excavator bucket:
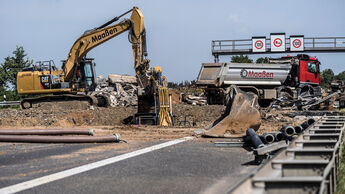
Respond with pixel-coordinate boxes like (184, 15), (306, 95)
(196, 85), (261, 137)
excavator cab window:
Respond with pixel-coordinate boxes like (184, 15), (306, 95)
(83, 63), (93, 86)
(79, 59), (96, 91)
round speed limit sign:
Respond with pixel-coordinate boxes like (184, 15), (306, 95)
(292, 39), (302, 48)
(254, 40), (264, 49)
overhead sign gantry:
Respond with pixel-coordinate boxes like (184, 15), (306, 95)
(212, 33), (345, 62)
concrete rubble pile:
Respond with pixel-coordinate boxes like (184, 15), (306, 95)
(271, 88), (339, 111)
(181, 93), (207, 106)
(92, 74), (138, 107)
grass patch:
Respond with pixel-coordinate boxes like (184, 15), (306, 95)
(337, 139), (345, 194)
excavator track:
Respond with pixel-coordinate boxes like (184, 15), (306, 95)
(20, 94), (110, 109)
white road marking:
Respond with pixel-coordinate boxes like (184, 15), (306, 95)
(0, 136), (194, 194)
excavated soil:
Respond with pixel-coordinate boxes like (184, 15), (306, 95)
(0, 101), (225, 141)
(0, 101), (309, 141)
(0, 102), (224, 128)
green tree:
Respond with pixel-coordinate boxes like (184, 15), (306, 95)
(0, 46), (33, 101)
(256, 57), (270, 64)
(321, 69), (335, 87)
(231, 55), (253, 63)
(335, 71), (345, 81)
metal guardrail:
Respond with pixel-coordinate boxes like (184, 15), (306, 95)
(212, 37), (345, 61)
(230, 115), (345, 194)
(0, 101), (21, 106)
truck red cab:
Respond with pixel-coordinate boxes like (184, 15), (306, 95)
(298, 55), (321, 85)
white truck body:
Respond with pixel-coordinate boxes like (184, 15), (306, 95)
(197, 63), (291, 87)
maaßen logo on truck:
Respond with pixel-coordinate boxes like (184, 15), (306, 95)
(240, 69), (274, 79)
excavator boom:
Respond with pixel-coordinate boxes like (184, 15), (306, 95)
(63, 7), (147, 83)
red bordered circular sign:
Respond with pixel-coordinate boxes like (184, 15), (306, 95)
(273, 38), (283, 47)
(254, 40), (264, 49)
(292, 39), (302, 48)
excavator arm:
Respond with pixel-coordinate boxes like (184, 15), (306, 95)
(63, 7), (149, 88)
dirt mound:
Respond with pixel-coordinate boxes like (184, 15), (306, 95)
(173, 104), (224, 127)
(34, 101), (90, 111)
(0, 101), (224, 128)
(170, 89), (181, 104)
(0, 101), (136, 127)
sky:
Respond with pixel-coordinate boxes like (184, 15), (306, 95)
(0, 0), (344, 82)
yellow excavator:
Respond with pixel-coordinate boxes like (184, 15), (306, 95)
(16, 7), (173, 126)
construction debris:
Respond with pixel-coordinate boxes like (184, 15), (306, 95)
(181, 94), (207, 106)
(268, 90), (340, 111)
(92, 74), (138, 107)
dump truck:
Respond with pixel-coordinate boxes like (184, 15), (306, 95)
(196, 54), (322, 106)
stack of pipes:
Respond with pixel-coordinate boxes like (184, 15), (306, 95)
(244, 118), (316, 148)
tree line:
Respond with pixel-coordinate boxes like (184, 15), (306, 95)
(0, 46), (32, 101)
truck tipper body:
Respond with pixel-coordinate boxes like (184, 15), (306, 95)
(196, 54), (321, 105)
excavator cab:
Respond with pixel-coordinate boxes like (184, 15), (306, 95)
(61, 58), (97, 92)
(78, 58), (97, 92)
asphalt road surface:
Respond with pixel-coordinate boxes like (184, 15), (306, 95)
(0, 138), (258, 193)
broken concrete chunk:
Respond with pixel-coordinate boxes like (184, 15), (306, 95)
(92, 74), (138, 107)
(108, 74), (137, 84)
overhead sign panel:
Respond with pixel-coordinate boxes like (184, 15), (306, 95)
(252, 36), (266, 52)
(290, 35), (304, 51)
(270, 33), (285, 52)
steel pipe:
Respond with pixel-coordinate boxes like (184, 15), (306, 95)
(294, 125), (303, 134)
(280, 125), (295, 138)
(0, 134), (121, 143)
(269, 132), (284, 142)
(246, 128), (265, 148)
(260, 133), (275, 144)
(0, 128), (94, 136)
(301, 118), (316, 130)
